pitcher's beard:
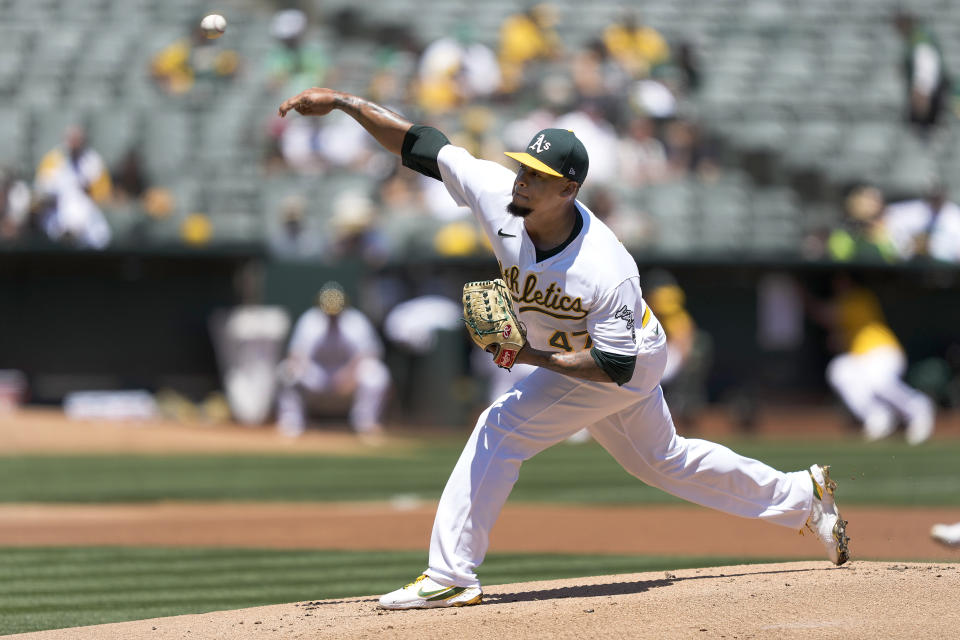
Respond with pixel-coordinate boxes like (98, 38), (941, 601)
(506, 201), (533, 218)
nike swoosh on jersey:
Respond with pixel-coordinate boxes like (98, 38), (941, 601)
(497, 228), (516, 238)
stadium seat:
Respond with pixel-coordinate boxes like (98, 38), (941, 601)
(0, 108), (28, 169)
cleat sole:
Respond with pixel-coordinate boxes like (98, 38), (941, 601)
(822, 465), (838, 494)
(454, 594), (482, 607)
(833, 517), (850, 565)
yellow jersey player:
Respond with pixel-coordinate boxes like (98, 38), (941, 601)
(819, 273), (935, 444)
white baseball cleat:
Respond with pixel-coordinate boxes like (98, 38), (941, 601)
(930, 522), (960, 547)
(804, 464), (850, 565)
(905, 397), (935, 445)
(378, 574), (482, 610)
(863, 408), (896, 442)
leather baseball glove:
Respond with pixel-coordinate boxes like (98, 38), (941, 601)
(462, 279), (526, 370)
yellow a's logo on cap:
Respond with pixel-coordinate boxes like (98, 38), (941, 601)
(529, 133), (551, 154)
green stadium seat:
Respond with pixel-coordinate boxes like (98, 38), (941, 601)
(0, 108), (29, 169)
(142, 110), (193, 184)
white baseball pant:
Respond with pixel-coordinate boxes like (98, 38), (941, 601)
(425, 324), (814, 588)
(826, 345), (930, 427)
(277, 357), (389, 433)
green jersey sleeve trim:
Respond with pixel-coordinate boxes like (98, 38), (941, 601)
(401, 125), (450, 181)
(590, 347), (637, 386)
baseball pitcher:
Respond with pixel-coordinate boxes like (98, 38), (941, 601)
(278, 88), (850, 610)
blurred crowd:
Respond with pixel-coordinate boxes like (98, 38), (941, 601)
(0, 4), (716, 255)
(259, 3), (716, 263)
(2, 4), (957, 268)
(806, 176), (960, 265)
(2, 3), (959, 448)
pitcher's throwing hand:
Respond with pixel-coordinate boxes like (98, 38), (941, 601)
(278, 87), (339, 118)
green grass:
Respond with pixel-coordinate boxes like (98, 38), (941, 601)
(0, 437), (958, 505)
(1, 437), (957, 634)
(0, 547), (788, 635)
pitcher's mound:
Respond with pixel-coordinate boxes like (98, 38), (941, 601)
(11, 561), (960, 640)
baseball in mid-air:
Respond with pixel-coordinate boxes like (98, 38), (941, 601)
(200, 14), (227, 39)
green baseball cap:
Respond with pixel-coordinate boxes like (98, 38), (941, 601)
(504, 128), (589, 184)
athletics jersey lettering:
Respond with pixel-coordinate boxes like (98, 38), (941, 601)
(439, 145), (643, 358)
(499, 266), (587, 321)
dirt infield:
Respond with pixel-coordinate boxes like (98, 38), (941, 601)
(9, 561), (960, 640)
(1, 502), (958, 561)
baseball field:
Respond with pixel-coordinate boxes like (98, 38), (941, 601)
(1, 408), (959, 639)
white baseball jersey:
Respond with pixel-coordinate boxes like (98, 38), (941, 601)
(287, 307), (383, 370)
(438, 145), (646, 377)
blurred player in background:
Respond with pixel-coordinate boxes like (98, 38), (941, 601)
(34, 125), (112, 249)
(809, 272), (935, 444)
(276, 282), (390, 438)
(931, 520), (960, 547)
(644, 270), (711, 430)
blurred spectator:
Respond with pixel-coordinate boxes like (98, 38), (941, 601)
(269, 195), (323, 259)
(265, 8), (328, 95)
(276, 282), (390, 438)
(0, 167), (32, 241)
(808, 272), (935, 444)
(644, 270), (712, 429)
(630, 78), (678, 119)
(150, 23), (240, 96)
(414, 37), (461, 115)
(111, 148), (149, 204)
(499, 73), (578, 154)
(328, 190), (390, 265)
(555, 99), (620, 185)
(570, 40), (629, 102)
(583, 186), (651, 248)
(883, 178), (960, 262)
(893, 12), (951, 134)
(602, 12), (670, 79)
(672, 41), (702, 95)
(663, 119), (720, 181)
(377, 162), (423, 217)
(277, 110), (376, 175)
(449, 107), (503, 161)
(498, 3), (562, 93)
(415, 26), (501, 115)
(827, 185), (898, 263)
(34, 125), (112, 249)
(110, 147), (176, 234)
(618, 116), (669, 186)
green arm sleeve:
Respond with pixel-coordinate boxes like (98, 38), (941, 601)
(401, 124), (450, 181)
(590, 347), (637, 386)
